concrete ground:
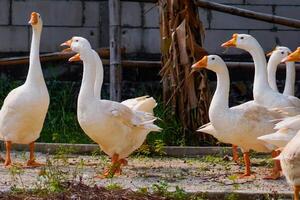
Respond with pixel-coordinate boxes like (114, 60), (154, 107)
(0, 151), (293, 199)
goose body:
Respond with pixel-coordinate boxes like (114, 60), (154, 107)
(192, 55), (281, 177)
(1, 12), (49, 167)
(62, 37), (160, 177)
(273, 48), (300, 200)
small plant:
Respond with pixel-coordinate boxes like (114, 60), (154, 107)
(169, 186), (189, 200)
(137, 187), (148, 195)
(9, 165), (25, 192)
(106, 183), (123, 190)
(152, 181), (169, 196)
(153, 139), (166, 156)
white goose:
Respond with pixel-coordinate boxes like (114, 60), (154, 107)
(222, 34), (300, 109)
(275, 47), (300, 200)
(267, 46), (295, 96)
(192, 55), (282, 178)
(257, 47), (297, 148)
(0, 12), (49, 167)
(61, 37), (161, 177)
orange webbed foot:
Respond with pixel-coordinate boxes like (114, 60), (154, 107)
(263, 171), (281, 180)
(26, 160), (45, 168)
(238, 172), (256, 179)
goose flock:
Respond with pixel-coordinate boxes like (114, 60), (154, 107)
(193, 34), (300, 199)
(0, 11), (300, 199)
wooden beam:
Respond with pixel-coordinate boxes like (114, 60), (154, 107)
(109, 0), (122, 101)
(196, 0), (300, 28)
(0, 48), (125, 66)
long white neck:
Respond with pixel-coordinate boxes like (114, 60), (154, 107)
(78, 50), (97, 106)
(283, 61), (295, 96)
(25, 27), (45, 85)
(209, 65), (230, 120)
(93, 50), (103, 100)
(248, 44), (272, 98)
(267, 55), (280, 92)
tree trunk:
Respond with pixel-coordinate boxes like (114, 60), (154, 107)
(158, 0), (212, 145)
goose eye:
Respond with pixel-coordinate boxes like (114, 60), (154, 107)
(281, 52), (284, 54)
(212, 57), (215, 60)
(75, 40), (79, 42)
(240, 37), (244, 39)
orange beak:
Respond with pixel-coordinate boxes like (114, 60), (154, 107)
(61, 39), (72, 47)
(28, 12), (38, 25)
(266, 51), (273, 57)
(191, 56), (208, 70)
(221, 34), (238, 47)
(61, 39), (73, 53)
(69, 53), (81, 62)
(282, 47), (300, 62)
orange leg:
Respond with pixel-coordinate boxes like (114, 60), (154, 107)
(102, 154), (120, 178)
(26, 142), (44, 167)
(294, 185), (300, 200)
(263, 150), (281, 180)
(239, 152), (252, 178)
(4, 141), (12, 167)
(232, 145), (239, 164)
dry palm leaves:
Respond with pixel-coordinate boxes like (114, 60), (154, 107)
(158, 0), (213, 144)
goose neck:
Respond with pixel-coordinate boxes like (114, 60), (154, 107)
(283, 61), (295, 96)
(209, 66), (230, 120)
(267, 55), (280, 92)
(93, 50), (103, 100)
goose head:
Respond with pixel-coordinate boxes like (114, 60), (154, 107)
(267, 46), (291, 63)
(192, 55), (226, 74)
(28, 12), (42, 30)
(282, 47), (300, 62)
(221, 33), (260, 52)
(61, 37), (92, 62)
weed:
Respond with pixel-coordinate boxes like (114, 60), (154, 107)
(106, 183), (123, 190)
(226, 193), (239, 200)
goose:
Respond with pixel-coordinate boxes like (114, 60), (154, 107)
(192, 55), (282, 178)
(0, 12), (49, 167)
(61, 37), (161, 177)
(276, 47), (300, 200)
(277, 132), (300, 200)
(267, 46), (295, 96)
(257, 47), (297, 148)
(222, 34), (300, 110)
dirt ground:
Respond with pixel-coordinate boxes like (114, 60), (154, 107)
(0, 151), (292, 199)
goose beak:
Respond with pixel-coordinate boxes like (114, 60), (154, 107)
(61, 39), (73, 53)
(282, 47), (300, 62)
(191, 56), (208, 70)
(266, 51), (273, 57)
(69, 53), (81, 62)
(61, 39), (72, 47)
(221, 34), (238, 47)
(28, 12), (38, 25)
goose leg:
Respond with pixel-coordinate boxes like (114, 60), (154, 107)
(4, 141), (12, 167)
(232, 145), (239, 164)
(294, 185), (300, 200)
(263, 150), (281, 180)
(26, 142), (44, 167)
(102, 154), (120, 178)
(239, 152), (252, 178)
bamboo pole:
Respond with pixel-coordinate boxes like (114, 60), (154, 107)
(109, 0), (122, 101)
(195, 0), (300, 28)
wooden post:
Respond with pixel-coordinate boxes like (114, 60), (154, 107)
(109, 0), (122, 101)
